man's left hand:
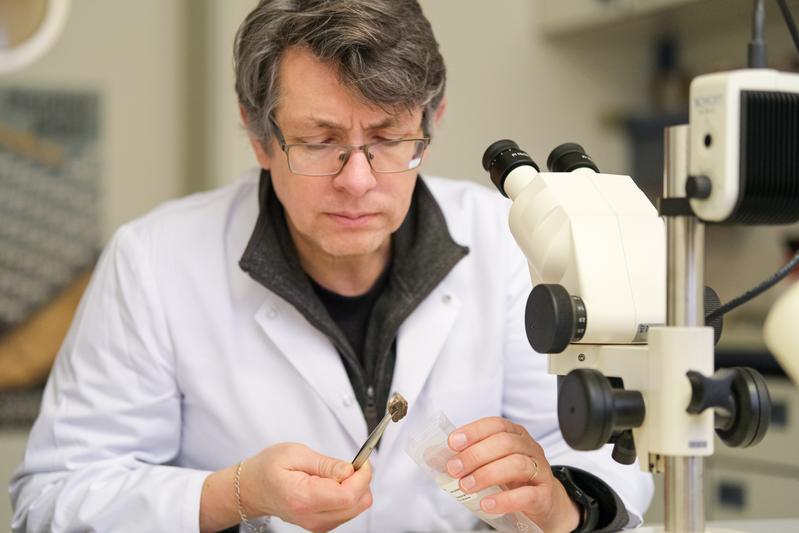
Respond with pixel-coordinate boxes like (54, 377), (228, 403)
(446, 416), (581, 533)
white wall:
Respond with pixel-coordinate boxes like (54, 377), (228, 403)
(187, 0), (257, 190)
(420, 0), (651, 182)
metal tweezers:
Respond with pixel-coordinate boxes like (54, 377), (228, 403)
(352, 392), (407, 469)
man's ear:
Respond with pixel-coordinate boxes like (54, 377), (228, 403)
(432, 98), (447, 130)
(240, 104), (271, 170)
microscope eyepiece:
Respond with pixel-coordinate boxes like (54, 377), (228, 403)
(547, 142), (599, 173)
(482, 139), (539, 198)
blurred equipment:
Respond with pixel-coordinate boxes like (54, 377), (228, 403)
(0, 0), (70, 74)
(687, 69), (799, 224)
(0, 88), (100, 398)
(0, 89), (100, 335)
(0, 269), (91, 392)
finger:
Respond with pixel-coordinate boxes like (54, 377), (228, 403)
(303, 459), (373, 513)
(458, 453), (545, 494)
(319, 490), (373, 518)
(302, 491), (373, 532)
(340, 460), (372, 494)
(292, 475), (359, 513)
(479, 484), (554, 519)
(446, 430), (540, 478)
(289, 460), (369, 514)
(448, 416), (525, 451)
(290, 445), (354, 482)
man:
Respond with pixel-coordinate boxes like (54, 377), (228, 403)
(10, 1), (653, 532)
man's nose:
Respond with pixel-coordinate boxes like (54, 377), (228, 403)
(332, 148), (377, 197)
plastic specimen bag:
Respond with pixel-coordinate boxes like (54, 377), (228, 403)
(406, 411), (543, 533)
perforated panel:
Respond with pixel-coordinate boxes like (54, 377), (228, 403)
(0, 89), (100, 331)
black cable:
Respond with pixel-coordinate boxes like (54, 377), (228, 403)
(749, 0), (768, 67)
(706, 250), (799, 322)
(776, 0), (799, 56)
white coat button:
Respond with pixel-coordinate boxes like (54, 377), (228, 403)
(266, 308), (278, 319)
(442, 294), (451, 304)
(342, 395), (356, 407)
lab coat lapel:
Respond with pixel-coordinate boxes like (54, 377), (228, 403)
(377, 284), (462, 464)
(254, 297), (368, 446)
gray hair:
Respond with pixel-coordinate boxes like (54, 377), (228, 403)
(234, 0), (446, 148)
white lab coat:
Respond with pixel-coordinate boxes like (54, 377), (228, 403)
(10, 170), (653, 532)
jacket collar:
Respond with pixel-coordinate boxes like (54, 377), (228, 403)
(240, 169), (468, 348)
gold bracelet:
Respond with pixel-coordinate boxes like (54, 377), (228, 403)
(234, 460), (271, 533)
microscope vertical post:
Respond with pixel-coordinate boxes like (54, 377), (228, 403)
(663, 125), (706, 532)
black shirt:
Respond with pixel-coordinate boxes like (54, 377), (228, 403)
(309, 266), (391, 368)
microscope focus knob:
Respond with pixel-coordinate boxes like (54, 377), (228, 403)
(687, 367), (771, 448)
(558, 369), (646, 451)
(718, 367), (771, 448)
(525, 284), (586, 354)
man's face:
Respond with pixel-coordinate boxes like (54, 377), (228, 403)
(250, 47), (426, 264)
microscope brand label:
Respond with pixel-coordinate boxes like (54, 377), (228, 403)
(633, 323), (662, 343)
(694, 94), (722, 109)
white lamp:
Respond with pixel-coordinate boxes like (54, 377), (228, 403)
(764, 282), (799, 384)
(0, 0), (70, 74)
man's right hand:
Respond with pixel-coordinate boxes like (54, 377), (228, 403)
(244, 442), (372, 531)
(200, 442), (372, 533)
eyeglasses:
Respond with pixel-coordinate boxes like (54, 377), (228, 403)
(271, 122), (430, 177)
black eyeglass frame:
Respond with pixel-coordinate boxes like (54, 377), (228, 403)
(268, 119), (431, 177)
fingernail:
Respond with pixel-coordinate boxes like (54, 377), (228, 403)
(450, 432), (467, 450)
(461, 475), (475, 491)
(482, 498), (496, 511)
(447, 458), (463, 475)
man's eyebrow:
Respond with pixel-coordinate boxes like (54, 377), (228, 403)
(298, 116), (405, 131)
(365, 117), (404, 130)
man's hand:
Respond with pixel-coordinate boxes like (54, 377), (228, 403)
(200, 442), (372, 533)
(446, 417), (580, 533)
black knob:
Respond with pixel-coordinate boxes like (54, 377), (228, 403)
(686, 175), (712, 199)
(525, 284), (586, 354)
(546, 143), (599, 173)
(611, 430), (638, 465)
(716, 367), (771, 448)
(558, 369), (645, 452)
(687, 369), (736, 416)
(686, 367), (771, 448)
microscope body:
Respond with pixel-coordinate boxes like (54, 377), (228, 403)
(499, 157), (715, 470)
(505, 165), (665, 345)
